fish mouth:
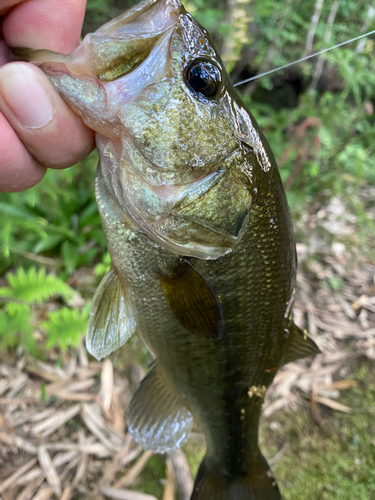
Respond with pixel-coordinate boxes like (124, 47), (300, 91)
(71, 0), (183, 83)
(15, 0), (183, 83)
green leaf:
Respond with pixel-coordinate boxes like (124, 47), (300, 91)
(94, 252), (111, 278)
(4, 267), (74, 304)
(33, 234), (66, 254)
(62, 240), (79, 273)
(0, 305), (34, 351)
(43, 307), (89, 351)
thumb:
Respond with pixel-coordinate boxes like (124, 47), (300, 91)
(0, 62), (55, 129)
(0, 62), (94, 169)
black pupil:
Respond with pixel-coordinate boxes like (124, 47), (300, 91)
(186, 62), (220, 98)
(190, 66), (211, 90)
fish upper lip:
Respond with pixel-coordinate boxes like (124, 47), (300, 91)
(97, 0), (182, 36)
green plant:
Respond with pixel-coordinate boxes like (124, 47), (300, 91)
(0, 267), (88, 353)
(94, 251), (112, 279)
(43, 306), (90, 352)
(0, 152), (106, 276)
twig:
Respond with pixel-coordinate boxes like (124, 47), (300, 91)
(315, 396), (352, 413)
(356, 6), (375, 53)
(170, 450), (193, 500)
(0, 431), (37, 454)
(31, 486), (54, 500)
(81, 403), (123, 452)
(14, 251), (58, 267)
(269, 442), (289, 467)
(100, 487), (157, 500)
(305, 0), (324, 53)
(37, 446), (62, 497)
(100, 435), (134, 486)
(310, 0), (340, 89)
(0, 458), (37, 493)
(163, 458), (176, 500)
(17, 479), (41, 500)
(99, 359), (114, 411)
(114, 450), (153, 488)
(32, 404), (81, 437)
(60, 486), (73, 500)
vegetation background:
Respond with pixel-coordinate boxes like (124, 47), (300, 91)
(0, 0), (375, 499)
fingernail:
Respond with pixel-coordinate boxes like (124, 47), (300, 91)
(0, 63), (54, 129)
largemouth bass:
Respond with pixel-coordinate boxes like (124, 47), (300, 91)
(16, 0), (320, 498)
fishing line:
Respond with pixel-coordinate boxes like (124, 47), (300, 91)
(233, 29), (375, 87)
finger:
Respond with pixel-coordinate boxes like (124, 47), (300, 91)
(0, 39), (8, 65)
(0, 1), (20, 16)
(0, 21), (10, 66)
(0, 62), (95, 169)
(3, 0), (86, 53)
(0, 111), (46, 192)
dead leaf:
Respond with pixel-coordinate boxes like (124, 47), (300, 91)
(37, 446), (62, 496)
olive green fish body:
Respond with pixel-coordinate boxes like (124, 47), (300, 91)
(95, 139), (294, 496)
(17, 1), (320, 497)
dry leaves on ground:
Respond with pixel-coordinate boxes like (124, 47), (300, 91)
(0, 345), (191, 500)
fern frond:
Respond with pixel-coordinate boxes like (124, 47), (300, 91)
(2, 267), (74, 304)
(43, 307), (89, 351)
(0, 306), (33, 350)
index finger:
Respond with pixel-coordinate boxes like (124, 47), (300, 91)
(2, 0), (86, 53)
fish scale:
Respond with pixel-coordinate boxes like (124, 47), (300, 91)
(96, 156), (292, 487)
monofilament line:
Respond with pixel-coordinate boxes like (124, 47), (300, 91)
(234, 29), (375, 87)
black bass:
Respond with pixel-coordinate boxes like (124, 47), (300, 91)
(16, 0), (320, 498)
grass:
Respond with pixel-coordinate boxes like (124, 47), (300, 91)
(134, 455), (167, 497)
(261, 361), (375, 500)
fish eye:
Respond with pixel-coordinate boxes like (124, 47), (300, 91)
(185, 61), (221, 98)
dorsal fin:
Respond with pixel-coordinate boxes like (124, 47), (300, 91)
(281, 321), (320, 366)
(86, 267), (136, 360)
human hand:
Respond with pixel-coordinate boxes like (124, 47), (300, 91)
(0, 0), (95, 192)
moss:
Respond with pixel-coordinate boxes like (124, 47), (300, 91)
(132, 454), (166, 497)
(184, 438), (206, 478)
(260, 362), (375, 499)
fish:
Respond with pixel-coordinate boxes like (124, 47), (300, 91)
(15, 0), (320, 498)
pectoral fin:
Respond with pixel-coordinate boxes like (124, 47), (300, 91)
(281, 321), (320, 366)
(127, 365), (194, 454)
(158, 259), (224, 339)
(86, 267), (136, 360)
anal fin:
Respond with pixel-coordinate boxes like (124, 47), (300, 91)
(281, 321), (320, 366)
(86, 267), (136, 360)
(127, 365), (193, 454)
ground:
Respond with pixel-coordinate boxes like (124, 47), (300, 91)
(0, 193), (374, 500)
